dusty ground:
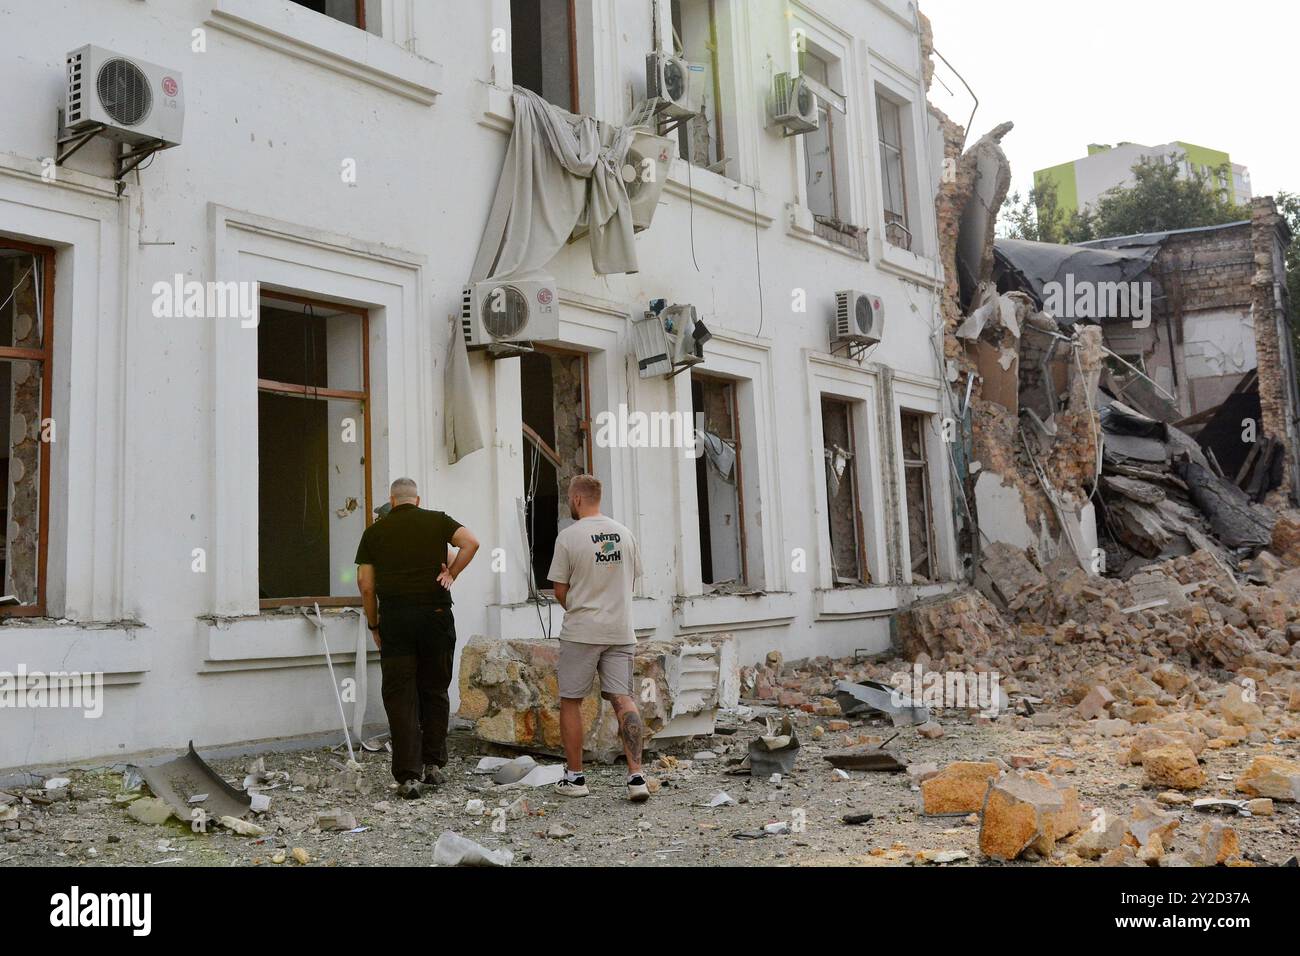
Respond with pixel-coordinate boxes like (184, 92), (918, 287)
(3, 700), (1297, 868)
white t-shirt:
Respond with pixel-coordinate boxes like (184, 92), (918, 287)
(547, 515), (642, 645)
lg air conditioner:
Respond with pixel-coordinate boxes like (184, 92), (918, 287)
(833, 291), (885, 347)
(65, 44), (184, 147)
(770, 72), (819, 136)
(462, 278), (560, 348)
(646, 52), (697, 118)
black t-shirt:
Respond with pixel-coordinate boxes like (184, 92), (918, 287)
(354, 505), (463, 604)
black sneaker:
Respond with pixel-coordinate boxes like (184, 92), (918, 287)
(422, 766), (447, 787)
(397, 780), (424, 800)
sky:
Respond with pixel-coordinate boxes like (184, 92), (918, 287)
(920, 0), (1296, 203)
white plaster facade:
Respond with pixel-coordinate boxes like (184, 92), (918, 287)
(0, 0), (959, 769)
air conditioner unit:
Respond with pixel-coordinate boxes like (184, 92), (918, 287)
(623, 130), (674, 231)
(665, 304), (709, 367)
(461, 278), (560, 348)
(770, 72), (819, 136)
(646, 52), (697, 118)
(833, 291), (885, 347)
(65, 44), (184, 147)
(632, 313), (674, 379)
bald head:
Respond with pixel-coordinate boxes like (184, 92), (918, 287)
(390, 477), (419, 506)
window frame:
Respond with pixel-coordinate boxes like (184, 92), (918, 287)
(291, 0), (367, 30)
(691, 371), (748, 587)
(672, 0), (731, 171)
(899, 410), (935, 583)
(0, 238), (54, 619)
(876, 92), (912, 251)
(509, 0), (581, 114)
(521, 343), (592, 598)
(800, 47), (846, 224)
(256, 288), (373, 610)
(820, 396), (867, 586)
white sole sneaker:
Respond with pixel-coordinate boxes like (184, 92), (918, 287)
(553, 779), (590, 798)
(627, 779), (650, 803)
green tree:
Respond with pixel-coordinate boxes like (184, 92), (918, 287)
(999, 177), (1094, 244)
(1088, 153), (1249, 237)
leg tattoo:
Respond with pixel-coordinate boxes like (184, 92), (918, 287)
(618, 707), (644, 761)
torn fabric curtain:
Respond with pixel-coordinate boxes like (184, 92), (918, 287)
(470, 86), (638, 282)
(701, 431), (736, 481)
(445, 319), (484, 464)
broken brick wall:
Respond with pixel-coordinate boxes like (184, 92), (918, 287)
(1249, 198), (1296, 501)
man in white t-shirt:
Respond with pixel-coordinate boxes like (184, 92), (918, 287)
(546, 474), (648, 802)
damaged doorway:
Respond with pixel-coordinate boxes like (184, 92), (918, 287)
(521, 347), (591, 592)
(257, 292), (371, 606)
(821, 397), (867, 585)
(692, 373), (746, 588)
(900, 410), (935, 583)
(0, 241), (53, 616)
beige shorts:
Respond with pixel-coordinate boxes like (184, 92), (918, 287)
(558, 641), (635, 699)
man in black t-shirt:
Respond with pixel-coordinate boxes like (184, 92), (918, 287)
(356, 477), (479, 798)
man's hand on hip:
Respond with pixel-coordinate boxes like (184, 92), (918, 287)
(437, 563), (455, 590)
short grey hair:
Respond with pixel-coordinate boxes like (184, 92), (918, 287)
(390, 477), (419, 502)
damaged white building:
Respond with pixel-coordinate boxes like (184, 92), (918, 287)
(0, 0), (961, 768)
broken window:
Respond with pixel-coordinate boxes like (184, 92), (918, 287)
(692, 374), (746, 587)
(900, 411), (935, 583)
(821, 397), (866, 585)
(801, 49), (847, 223)
(877, 93), (912, 250)
(0, 242), (52, 615)
(511, 0), (578, 112)
(522, 347), (591, 592)
(257, 292), (370, 605)
(672, 0), (731, 174)
(290, 0), (365, 29)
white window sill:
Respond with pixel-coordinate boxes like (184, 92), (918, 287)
(786, 203), (870, 261)
(0, 622), (149, 685)
(207, 0), (442, 105)
(202, 609), (371, 669)
(664, 159), (775, 228)
(674, 591), (795, 631)
(876, 236), (941, 285)
(487, 597), (659, 641)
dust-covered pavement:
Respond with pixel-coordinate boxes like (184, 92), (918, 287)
(3, 687), (1297, 868)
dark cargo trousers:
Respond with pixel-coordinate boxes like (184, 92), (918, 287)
(377, 600), (456, 783)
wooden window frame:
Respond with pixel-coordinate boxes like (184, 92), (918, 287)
(821, 397), (867, 586)
(692, 372), (748, 587)
(673, 0), (728, 169)
(900, 410), (935, 582)
(0, 239), (55, 619)
(257, 289), (372, 610)
(876, 92), (912, 251)
(801, 48), (844, 223)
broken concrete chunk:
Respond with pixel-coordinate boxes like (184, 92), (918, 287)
(979, 772), (1080, 861)
(1076, 684), (1115, 721)
(126, 797), (176, 826)
(1141, 744), (1206, 792)
(432, 831), (513, 867)
(317, 809), (358, 831)
(1235, 756), (1300, 802)
(921, 761), (1000, 815)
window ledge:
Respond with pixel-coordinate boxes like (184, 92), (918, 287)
(206, 0), (443, 105)
(674, 591), (795, 631)
(664, 160), (776, 228)
(787, 203), (870, 261)
(201, 609), (372, 669)
(487, 597), (659, 641)
(876, 237), (941, 286)
(0, 622), (149, 685)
